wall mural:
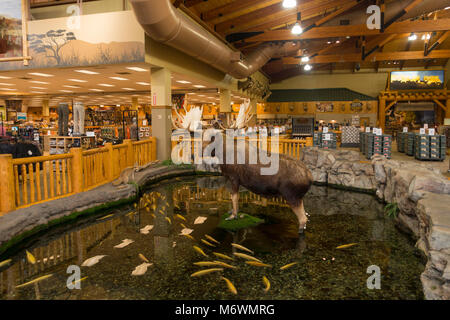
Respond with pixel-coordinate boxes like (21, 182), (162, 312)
(0, 10), (145, 71)
(0, 0), (22, 58)
(389, 70), (444, 90)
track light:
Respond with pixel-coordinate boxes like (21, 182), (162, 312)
(282, 0), (297, 9)
(408, 33), (417, 41)
(301, 56), (309, 63)
(304, 64), (312, 71)
(291, 12), (302, 35)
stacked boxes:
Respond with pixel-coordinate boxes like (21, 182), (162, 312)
(321, 132), (337, 149)
(397, 132), (405, 153)
(382, 135), (392, 159)
(429, 135), (446, 161)
(414, 134), (429, 160)
(405, 133), (415, 156)
(360, 132), (392, 159)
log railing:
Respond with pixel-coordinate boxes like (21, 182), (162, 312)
(0, 138), (156, 214)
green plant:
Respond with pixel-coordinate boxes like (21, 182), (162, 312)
(384, 202), (399, 218)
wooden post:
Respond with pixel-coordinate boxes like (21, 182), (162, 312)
(70, 148), (83, 193)
(104, 143), (114, 181)
(124, 139), (134, 167)
(378, 97), (386, 130)
(151, 137), (157, 161)
(446, 98), (450, 120)
(0, 154), (16, 214)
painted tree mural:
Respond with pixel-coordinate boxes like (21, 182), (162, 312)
(28, 30), (76, 64)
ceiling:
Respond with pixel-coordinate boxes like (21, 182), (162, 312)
(0, 62), (248, 107)
(179, 0), (450, 82)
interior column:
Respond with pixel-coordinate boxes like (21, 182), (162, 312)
(446, 98), (450, 121)
(151, 67), (172, 160)
(42, 99), (49, 121)
(219, 88), (231, 127)
(378, 97), (386, 130)
(249, 98), (257, 127)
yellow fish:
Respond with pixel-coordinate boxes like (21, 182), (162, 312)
(165, 217), (172, 224)
(263, 276), (270, 293)
(233, 252), (262, 263)
(201, 239), (216, 247)
(231, 243), (254, 254)
(180, 223), (187, 229)
(0, 259), (12, 268)
(221, 276), (237, 295)
(175, 214), (187, 222)
(193, 246), (208, 257)
(26, 250), (36, 265)
(213, 252), (234, 261)
(280, 262), (298, 270)
(246, 261), (272, 268)
(190, 268), (223, 277)
(139, 253), (149, 263)
(205, 235), (220, 245)
(151, 213), (156, 218)
(193, 261), (222, 267)
(159, 209), (165, 215)
(336, 243), (358, 249)
(16, 274), (52, 288)
(182, 234), (195, 241)
(151, 204), (157, 211)
(213, 261), (238, 269)
(96, 214), (114, 221)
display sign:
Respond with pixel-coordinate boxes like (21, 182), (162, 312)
(403, 127), (408, 133)
(324, 133), (331, 141)
(0, 0), (27, 64)
(323, 127), (329, 133)
(419, 128), (426, 135)
(428, 128), (435, 136)
(365, 127), (371, 133)
(390, 70), (444, 90)
(17, 112), (26, 120)
(423, 124), (428, 129)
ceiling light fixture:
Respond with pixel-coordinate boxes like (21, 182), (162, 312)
(68, 79), (88, 83)
(98, 83), (115, 87)
(89, 89), (104, 92)
(176, 80), (191, 84)
(193, 85), (206, 88)
(110, 77), (128, 81)
(304, 64), (312, 71)
(408, 33), (417, 41)
(0, 82), (14, 86)
(291, 12), (302, 35)
(0, 76), (12, 79)
(29, 80), (49, 84)
(122, 88), (135, 91)
(63, 85), (80, 88)
(282, 0), (296, 9)
(301, 56), (309, 63)
(28, 72), (54, 77)
(75, 70), (99, 75)
(136, 82), (150, 86)
(126, 67), (149, 72)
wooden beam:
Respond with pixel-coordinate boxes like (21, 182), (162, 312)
(434, 99), (447, 112)
(202, 0), (279, 22)
(184, 0), (207, 7)
(383, 0), (424, 30)
(283, 50), (450, 64)
(385, 100), (397, 112)
(246, 18), (450, 42)
(425, 31), (450, 56)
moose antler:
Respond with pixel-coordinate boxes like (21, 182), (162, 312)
(172, 98), (204, 132)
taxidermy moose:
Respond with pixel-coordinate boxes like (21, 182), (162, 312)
(173, 99), (313, 233)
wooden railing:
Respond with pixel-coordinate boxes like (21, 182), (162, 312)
(172, 136), (313, 161)
(0, 138), (156, 214)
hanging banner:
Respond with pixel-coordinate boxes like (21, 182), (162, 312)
(0, 0), (30, 65)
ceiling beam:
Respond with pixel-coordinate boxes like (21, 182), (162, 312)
(283, 49), (450, 64)
(425, 31), (450, 56)
(246, 18), (450, 42)
(183, 0), (208, 8)
(202, 0), (279, 23)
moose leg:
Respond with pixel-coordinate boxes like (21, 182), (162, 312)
(291, 200), (308, 233)
(226, 180), (240, 220)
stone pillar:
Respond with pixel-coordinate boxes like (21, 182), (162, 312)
(42, 99), (49, 120)
(248, 98), (257, 127)
(151, 67), (172, 160)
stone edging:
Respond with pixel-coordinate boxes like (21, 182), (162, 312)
(299, 147), (450, 300)
(0, 164), (216, 257)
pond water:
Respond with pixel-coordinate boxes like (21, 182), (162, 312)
(0, 176), (425, 300)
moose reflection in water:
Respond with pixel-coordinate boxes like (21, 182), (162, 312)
(0, 176), (425, 300)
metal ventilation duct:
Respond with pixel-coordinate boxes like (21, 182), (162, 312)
(129, 0), (300, 79)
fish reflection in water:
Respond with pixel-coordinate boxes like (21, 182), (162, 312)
(0, 177), (425, 300)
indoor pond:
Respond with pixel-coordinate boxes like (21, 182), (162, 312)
(0, 176), (425, 300)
